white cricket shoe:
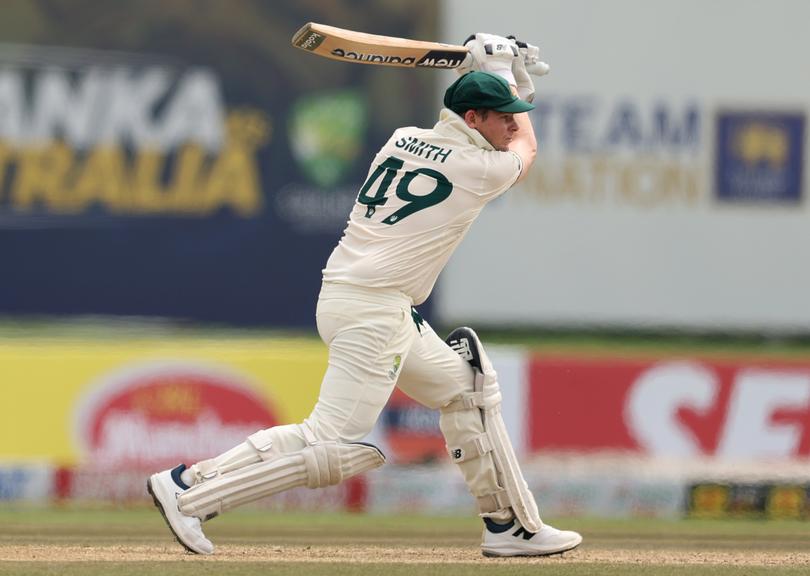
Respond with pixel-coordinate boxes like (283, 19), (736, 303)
(147, 464), (214, 555)
(481, 517), (582, 557)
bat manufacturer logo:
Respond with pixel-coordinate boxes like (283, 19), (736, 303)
(416, 50), (466, 69)
(330, 48), (415, 65)
(295, 31), (326, 51)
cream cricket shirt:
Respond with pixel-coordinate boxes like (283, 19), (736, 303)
(322, 108), (523, 305)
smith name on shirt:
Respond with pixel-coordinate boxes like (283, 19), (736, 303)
(394, 136), (453, 163)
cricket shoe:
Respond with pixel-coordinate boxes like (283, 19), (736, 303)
(147, 464), (214, 555)
(481, 517), (582, 557)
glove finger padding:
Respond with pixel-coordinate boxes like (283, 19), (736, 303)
(526, 61), (550, 76)
(512, 62), (534, 103)
(508, 36), (551, 78)
(460, 32), (518, 86)
(508, 42), (535, 102)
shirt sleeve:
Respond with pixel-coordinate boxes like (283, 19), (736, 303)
(471, 149), (523, 200)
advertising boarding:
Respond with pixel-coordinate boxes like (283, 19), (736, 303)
(0, 1), (439, 326)
(440, 0), (810, 333)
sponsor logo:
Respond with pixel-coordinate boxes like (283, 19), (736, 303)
(274, 182), (356, 233)
(387, 354), (402, 380)
(526, 96), (702, 208)
(687, 482), (810, 519)
(416, 50), (466, 69)
(380, 389), (444, 464)
(73, 360), (278, 467)
(276, 89), (367, 231)
(449, 337), (473, 362)
(529, 357), (810, 459)
(330, 48), (415, 66)
(288, 90), (367, 188)
(0, 45), (268, 222)
(295, 31), (325, 51)
(715, 110), (805, 203)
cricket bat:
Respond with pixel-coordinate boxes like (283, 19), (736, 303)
(291, 22), (469, 69)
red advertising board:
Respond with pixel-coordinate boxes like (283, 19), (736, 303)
(528, 356), (810, 459)
(75, 361), (279, 468)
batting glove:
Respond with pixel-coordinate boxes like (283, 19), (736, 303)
(508, 36), (550, 77)
(507, 39), (535, 102)
(456, 33), (519, 87)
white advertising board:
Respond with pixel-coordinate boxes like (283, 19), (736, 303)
(438, 0), (809, 332)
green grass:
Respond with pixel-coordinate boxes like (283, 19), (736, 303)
(3, 316), (810, 360)
(0, 507), (808, 575)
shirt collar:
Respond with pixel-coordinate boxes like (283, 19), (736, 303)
(435, 108), (495, 151)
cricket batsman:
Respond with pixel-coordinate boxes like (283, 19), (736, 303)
(148, 33), (583, 557)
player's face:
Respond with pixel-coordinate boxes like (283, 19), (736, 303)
(469, 110), (520, 152)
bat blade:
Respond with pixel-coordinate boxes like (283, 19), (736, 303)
(292, 22), (468, 69)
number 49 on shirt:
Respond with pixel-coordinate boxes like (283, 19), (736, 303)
(357, 155), (452, 224)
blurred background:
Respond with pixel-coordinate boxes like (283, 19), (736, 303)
(1, 0), (808, 521)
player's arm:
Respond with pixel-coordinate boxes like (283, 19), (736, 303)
(508, 85), (537, 185)
(506, 36), (545, 184)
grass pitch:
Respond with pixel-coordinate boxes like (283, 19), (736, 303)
(0, 507), (808, 575)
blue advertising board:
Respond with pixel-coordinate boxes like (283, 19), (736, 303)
(715, 110), (805, 204)
(0, 2), (438, 326)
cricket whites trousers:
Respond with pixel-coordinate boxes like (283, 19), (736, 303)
(189, 281), (508, 518)
(286, 281), (505, 512)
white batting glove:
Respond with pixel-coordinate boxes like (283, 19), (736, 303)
(457, 33), (518, 87)
(509, 36), (551, 77)
(508, 39), (535, 102)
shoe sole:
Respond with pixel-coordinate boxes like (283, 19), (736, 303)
(146, 477), (200, 555)
(482, 541), (582, 558)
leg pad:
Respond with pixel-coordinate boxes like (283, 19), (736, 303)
(178, 441), (384, 519)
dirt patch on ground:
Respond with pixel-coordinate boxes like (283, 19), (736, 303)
(2, 545), (808, 566)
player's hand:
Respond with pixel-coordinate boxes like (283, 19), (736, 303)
(457, 33), (518, 87)
(508, 40), (535, 102)
(508, 37), (550, 77)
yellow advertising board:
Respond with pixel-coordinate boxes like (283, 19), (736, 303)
(0, 337), (327, 467)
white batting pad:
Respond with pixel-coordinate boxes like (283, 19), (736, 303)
(443, 326), (543, 532)
(484, 404), (543, 532)
(177, 442), (384, 520)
